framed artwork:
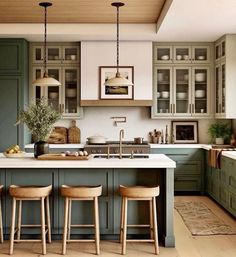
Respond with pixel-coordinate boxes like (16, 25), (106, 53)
(172, 121), (198, 144)
(99, 66), (134, 99)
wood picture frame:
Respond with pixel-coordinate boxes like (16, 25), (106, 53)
(99, 66), (134, 99)
(172, 121), (198, 144)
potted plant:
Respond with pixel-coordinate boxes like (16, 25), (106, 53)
(208, 121), (232, 145)
(16, 98), (60, 157)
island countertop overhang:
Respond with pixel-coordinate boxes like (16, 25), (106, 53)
(0, 153), (176, 169)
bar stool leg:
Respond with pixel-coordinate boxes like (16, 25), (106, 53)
(17, 200), (22, 241)
(9, 198), (16, 255)
(121, 197), (128, 255)
(149, 200), (154, 240)
(0, 199), (3, 243)
(41, 197), (46, 255)
(119, 197), (125, 244)
(94, 196), (100, 255)
(46, 196), (51, 243)
(62, 197), (69, 255)
(152, 197), (159, 255)
(67, 199), (72, 241)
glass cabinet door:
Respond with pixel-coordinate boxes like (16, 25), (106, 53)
(221, 63), (225, 114)
(47, 46), (62, 63)
(154, 67), (172, 116)
(215, 65), (221, 114)
(192, 46), (210, 63)
(192, 67), (209, 115)
(32, 68), (44, 100)
(63, 46), (79, 63)
(63, 67), (78, 116)
(32, 46), (44, 64)
(154, 46), (173, 63)
(174, 46), (191, 63)
(46, 68), (61, 112)
(174, 68), (191, 115)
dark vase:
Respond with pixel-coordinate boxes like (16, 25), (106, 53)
(34, 141), (49, 158)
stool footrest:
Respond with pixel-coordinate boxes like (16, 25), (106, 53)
(126, 224), (151, 228)
(70, 224), (95, 228)
(126, 239), (155, 243)
(66, 239), (95, 243)
(14, 239), (42, 243)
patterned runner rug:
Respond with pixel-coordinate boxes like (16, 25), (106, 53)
(175, 201), (236, 235)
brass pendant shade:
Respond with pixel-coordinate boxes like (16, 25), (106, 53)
(33, 2), (61, 87)
(105, 2), (133, 87)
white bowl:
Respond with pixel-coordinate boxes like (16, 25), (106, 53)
(195, 90), (206, 98)
(49, 92), (58, 99)
(161, 55), (169, 60)
(197, 56), (205, 60)
(66, 88), (77, 98)
(157, 92), (161, 98)
(176, 55), (182, 60)
(184, 74), (189, 81)
(183, 55), (189, 60)
(195, 73), (206, 82)
(176, 92), (187, 99)
(161, 91), (169, 98)
(70, 55), (76, 60)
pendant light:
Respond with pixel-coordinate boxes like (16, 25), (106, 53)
(105, 2), (133, 87)
(32, 2), (61, 86)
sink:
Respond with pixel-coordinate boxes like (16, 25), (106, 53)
(93, 154), (149, 159)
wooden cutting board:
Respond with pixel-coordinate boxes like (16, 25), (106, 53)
(37, 153), (91, 160)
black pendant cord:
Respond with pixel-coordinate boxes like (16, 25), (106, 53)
(116, 5), (120, 75)
(43, 5), (47, 76)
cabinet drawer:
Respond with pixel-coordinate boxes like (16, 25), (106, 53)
(175, 161), (201, 175)
(174, 175), (201, 191)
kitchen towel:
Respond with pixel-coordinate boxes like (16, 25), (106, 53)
(208, 148), (223, 169)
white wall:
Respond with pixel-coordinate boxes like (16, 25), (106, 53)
(55, 107), (215, 144)
(81, 41), (152, 100)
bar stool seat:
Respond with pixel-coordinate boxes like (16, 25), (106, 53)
(0, 185), (3, 243)
(119, 185), (160, 255)
(61, 185), (102, 255)
(9, 185), (52, 255)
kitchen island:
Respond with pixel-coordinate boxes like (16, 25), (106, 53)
(0, 153), (176, 247)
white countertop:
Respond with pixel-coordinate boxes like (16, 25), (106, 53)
(0, 153), (176, 169)
(150, 144), (212, 149)
(222, 151), (236, 160)
(25, 144), (85, 149)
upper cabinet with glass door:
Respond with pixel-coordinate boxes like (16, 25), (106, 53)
(154, 43), (211, 64)
(32, 43), (80, 64)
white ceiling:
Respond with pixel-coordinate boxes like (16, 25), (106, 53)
(157, 0), (236, 42)
(0, 0), (236, 42)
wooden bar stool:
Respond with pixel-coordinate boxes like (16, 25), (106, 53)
(9, 185), (52, 255)
(119, 185), (160, 255)
(0, 185), (3, 243)
(60, 185), (102, 255)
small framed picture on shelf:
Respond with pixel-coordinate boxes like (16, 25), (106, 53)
(99, 66), (134, 99)
(172, 121), (198, 144)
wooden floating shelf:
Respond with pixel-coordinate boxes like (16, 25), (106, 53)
(80, 100), (153, 107)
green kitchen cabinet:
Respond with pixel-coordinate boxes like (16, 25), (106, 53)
(206, 154), (236, 218)
(151, 148), (204, 193)
(0, 39), (29, 151)
(5, 168), (59, 235)
(58, 168), (113, 235)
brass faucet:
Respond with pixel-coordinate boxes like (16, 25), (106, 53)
(119, 129), (124, 159)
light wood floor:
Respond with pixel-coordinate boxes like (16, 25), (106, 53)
(0, 196), (235, 257)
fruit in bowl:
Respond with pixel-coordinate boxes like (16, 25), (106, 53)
(3, 145), (25, 158)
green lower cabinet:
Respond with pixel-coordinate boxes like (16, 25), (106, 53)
(58, 169), (113, 235)
(5, 169), (59, 235)
(151, 148), (204, 193)
(229, 192), (236, 216)
(219, 183), (229, 209)
(210, 167), (220, 201)
(113, 168), (164, 237)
